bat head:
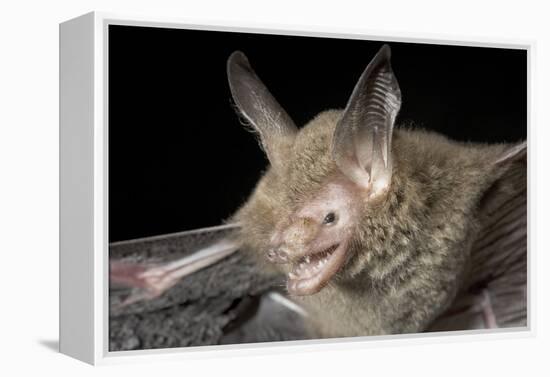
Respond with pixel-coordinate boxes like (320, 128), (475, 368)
(227, 45), (401, 295)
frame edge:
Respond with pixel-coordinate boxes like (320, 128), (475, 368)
(59, 11), (96, 365)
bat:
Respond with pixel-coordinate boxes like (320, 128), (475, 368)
(110, 45), (526, 341)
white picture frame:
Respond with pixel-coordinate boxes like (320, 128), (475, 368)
(59, 11), (532, 365)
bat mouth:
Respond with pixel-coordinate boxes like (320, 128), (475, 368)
(286, 242), (348, 296)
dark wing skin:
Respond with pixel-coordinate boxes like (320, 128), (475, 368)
(428, 152), (527, 331)
(108, 224), (309, 350)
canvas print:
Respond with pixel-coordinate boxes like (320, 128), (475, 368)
(108, 25), (527, 351)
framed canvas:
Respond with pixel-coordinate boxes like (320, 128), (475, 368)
(59, 11), (530, 365)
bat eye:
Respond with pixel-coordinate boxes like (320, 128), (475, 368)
(323, 212), (337, 225)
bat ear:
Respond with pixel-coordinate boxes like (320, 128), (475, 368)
(227, 51), (297, 171)
(331, 45), (401, 197)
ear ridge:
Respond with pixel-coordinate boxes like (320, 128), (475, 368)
(227, 51), (297, 170)
(332, 44), (401, 196)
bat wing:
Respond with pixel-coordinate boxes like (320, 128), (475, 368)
(109, 223), (241, 306)
(109, 223), (310, 350)
(428, 149), (527, 331)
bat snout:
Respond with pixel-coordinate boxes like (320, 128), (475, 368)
(266, 247), (290, 263)
(268, 217), (319, 264)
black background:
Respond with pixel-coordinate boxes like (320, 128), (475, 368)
(109, 25), (527, 242)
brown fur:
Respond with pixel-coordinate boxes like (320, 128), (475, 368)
(232, 110), (522, 337)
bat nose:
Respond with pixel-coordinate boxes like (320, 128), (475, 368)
(266, 248), (289, 263)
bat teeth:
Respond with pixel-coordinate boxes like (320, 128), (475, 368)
(291, 246), (337, 281)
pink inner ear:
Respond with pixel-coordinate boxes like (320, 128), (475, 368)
(331, 45), (400, 198)
(333, 159), (391, 199)
(368, 163), (393, 198)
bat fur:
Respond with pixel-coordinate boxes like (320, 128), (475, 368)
(110, 45), (527, 341)
(228, 46), (526, 337)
